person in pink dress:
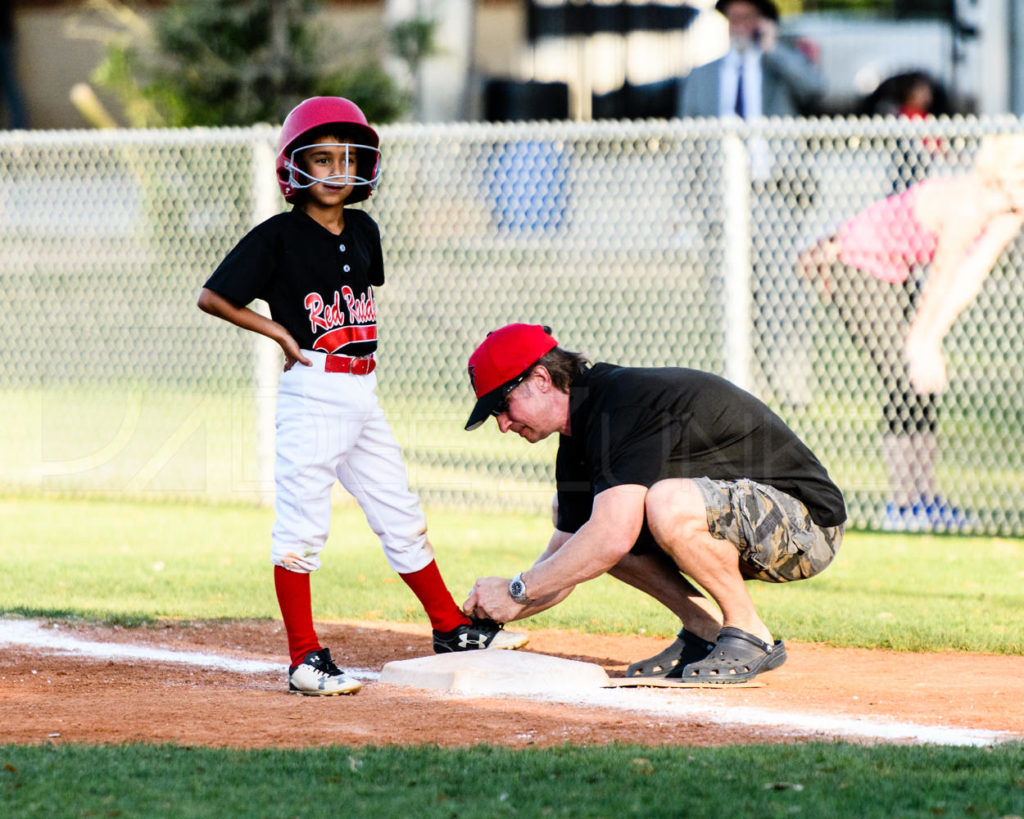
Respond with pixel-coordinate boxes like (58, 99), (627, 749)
(798, 134), (1024, 531)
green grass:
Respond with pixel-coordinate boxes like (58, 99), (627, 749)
(1, 742), (1022, 818)
(0, 385), (264, 501)
(3, 493), (1023, 816)
(2, 496), (1023, 653)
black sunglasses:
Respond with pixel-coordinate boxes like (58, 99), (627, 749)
(490, 372), (528, 417)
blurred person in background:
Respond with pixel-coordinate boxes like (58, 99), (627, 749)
(859, 71), (952, 193)
(0, 0), (28, 129)
(858, 70), (950, 121)
(797, 134), (1024, 531)
(678, 0), (824, 120)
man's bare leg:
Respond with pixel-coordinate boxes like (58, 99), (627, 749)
(609, 549), (723, 676)
(644, 478), (773, 644)
(607, 549), (721, 642)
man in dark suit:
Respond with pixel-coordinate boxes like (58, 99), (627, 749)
(679, 0), (823, 119)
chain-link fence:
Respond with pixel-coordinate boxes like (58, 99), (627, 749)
(2, 117), (1022, 534)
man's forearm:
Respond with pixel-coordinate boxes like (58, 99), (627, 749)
(512, 586), (574, 620)
(521, 485), (647, 601)
(521, 519), (633, 601)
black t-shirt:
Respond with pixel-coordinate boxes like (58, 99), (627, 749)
(556, 364), (847, 531)
(204, 207), (383, 357)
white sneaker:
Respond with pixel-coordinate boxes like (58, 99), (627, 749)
(288, 648), (361, 695)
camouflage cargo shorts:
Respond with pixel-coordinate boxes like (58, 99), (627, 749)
(693, 477), (843, 583)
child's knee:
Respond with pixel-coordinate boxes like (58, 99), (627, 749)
(271, 544), (322, 573)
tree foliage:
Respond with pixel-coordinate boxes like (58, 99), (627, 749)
(91, 0), (408, 127)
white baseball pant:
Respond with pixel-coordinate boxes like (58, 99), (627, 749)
(270, 350), (433, 575)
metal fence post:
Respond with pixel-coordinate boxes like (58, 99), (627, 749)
(721, 130), (752, 393)
(251, 134), (280, 507)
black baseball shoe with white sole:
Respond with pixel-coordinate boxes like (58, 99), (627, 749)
(432, 618), (528, 653)
(288, 648), (361, 695)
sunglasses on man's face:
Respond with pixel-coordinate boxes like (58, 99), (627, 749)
(490, 373), (528, 417)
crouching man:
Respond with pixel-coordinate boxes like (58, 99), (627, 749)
(462, 324), (845, 683)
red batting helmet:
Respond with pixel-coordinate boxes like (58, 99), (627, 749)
(276, 97), (381, 203)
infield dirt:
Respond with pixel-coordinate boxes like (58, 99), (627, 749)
(2, 618), (1021, 748)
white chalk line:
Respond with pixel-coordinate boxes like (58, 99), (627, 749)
(530, 688), (1018, 747)
(0, 620), (379, 681)
(0, 619), (1016, 747)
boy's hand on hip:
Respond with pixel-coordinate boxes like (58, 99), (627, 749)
(280, 336), (311, 371)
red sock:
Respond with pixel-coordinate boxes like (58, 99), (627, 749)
(399, 560), (471, 632)
(273, 565), (322, 666)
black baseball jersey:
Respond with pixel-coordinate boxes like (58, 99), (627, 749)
(555, 363), (847, 531)
(204, 207), (383, 357)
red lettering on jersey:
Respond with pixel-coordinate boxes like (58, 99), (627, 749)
(305, 288), (376, 332)
(342, 286), (376, 324)
(304, 293), (328, 331)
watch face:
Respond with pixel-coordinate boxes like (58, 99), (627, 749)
(510, 579), (525, 598)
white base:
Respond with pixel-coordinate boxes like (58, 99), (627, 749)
(379, 650), (610, 695)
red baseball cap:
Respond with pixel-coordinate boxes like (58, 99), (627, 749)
(465, 324), (558, 431)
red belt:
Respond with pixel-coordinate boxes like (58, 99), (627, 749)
(324, 354), (376, 375)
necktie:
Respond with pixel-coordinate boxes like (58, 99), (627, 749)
(735, 63), (745, 118)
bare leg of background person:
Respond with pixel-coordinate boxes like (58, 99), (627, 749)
(883, 431), (937, 509)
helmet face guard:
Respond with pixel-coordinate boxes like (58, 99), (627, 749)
(276, 97), (381, 203)
(281, 141), (381, 196)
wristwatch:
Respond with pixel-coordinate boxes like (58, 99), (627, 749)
(508, 572), (531, 605)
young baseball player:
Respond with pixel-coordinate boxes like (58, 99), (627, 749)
(197, 97), (525, 696)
